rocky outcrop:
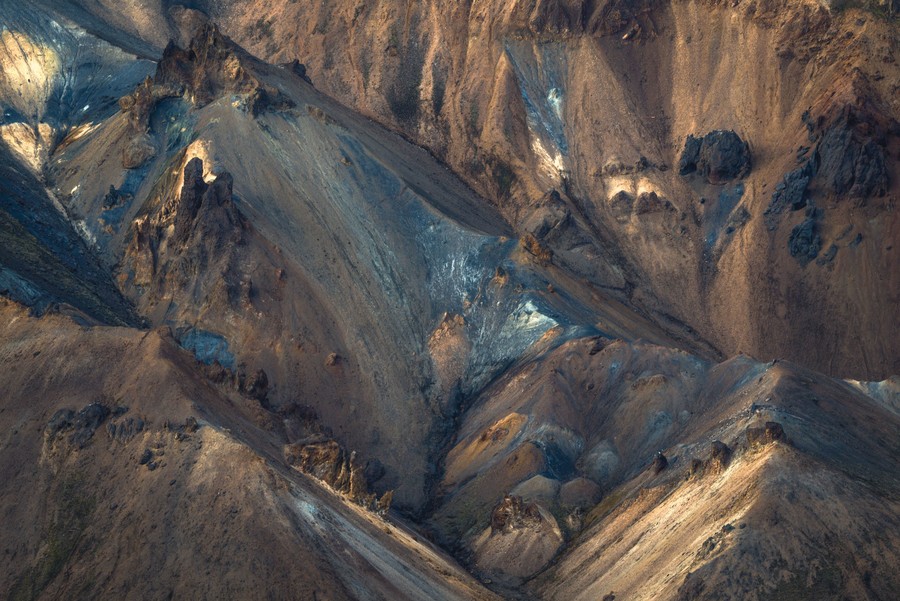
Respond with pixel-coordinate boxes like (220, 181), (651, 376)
(284, 439), (392, 514)
(788, 216), (822, 265)
(813, 106), (890, 198)
(46, 402), (111, 448)
(678, 130), (751, 184)
(746, 421), (787, 446)
(118, 24), (294, 168)
(766, 161), (816, 222)
(490, 494), (543, 531)
(651, 451), (668, 474)
(172, 157), (208, 245)
(473, 494), (564, 584)
(708, 440), (731, 470)
(136, 157), (242, 263)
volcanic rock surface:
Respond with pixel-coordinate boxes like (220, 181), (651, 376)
(0, 1), (898, 600)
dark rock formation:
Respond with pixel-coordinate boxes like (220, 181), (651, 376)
(652, 451), (668, 474)
(709, 440), (731, 470)
(789, 217), (822, 265)
(767, 161), (815, 220)
(814, 107), (889, 198)
(283, 58), (312, 84)
(162, 158), (242, 253)
(284, 440), (391, 513)
(679, 131), (751, 184)
(241, 368), (269, 402)
(634, 191), (674, 215)
(106, 416), (146, 443)
(490, 495), (543, 532)
(746, 421), (786, 446)
(173, 158), (208, 245)
(102, 185), (132, 210)
(46, 403), (111, 448)
(118, 76), (158, 132)
(119, 23), (294, 140)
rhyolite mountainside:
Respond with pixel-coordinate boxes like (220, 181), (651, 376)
(1, 1), (898, 600)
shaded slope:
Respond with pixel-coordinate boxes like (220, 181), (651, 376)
(0, 145), (136, 325)
(100, 0), (900, 380)
(427, 336), (900, 597)
(28, 18), (707, 510)
(0, 299), (497, 601)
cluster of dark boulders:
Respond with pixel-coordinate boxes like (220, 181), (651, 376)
(767, 106), (893, 261)
(106, 416), (146, 443)
(46, 403), (112, 448)
(766, 161), (816, 222)
(239, 368), (269, 405)
(678, 130), (751, 184)
(102, 185), (133, 210)
(788, 217), (822, 265)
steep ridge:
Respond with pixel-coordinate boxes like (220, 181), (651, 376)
(85, 0), (898, 379)
(3, 5), (704, 510)
(425, 336), (900, 596)
(18, 13), (714, 510)
(0, 299), (496, 600)
(0, 3), (898, 600)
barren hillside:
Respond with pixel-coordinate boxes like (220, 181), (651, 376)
(1, 1), (898, 599)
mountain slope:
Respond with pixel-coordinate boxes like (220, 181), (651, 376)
(0, 2), (898, 600)
(92, 0), (898, 379)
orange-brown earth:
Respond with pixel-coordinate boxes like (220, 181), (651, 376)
(1, 1), (898, 599)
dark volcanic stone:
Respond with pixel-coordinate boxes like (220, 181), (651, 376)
(47, 409), (75, 436)
(679, 130), (751, 184)
(652, 451), (668, 474)
(768, 161), (815, 220)
(173, 158), (208, 245)
(285, 59), (312, 84)
(48, 403), (111, 448)
(710, 440), (731, 468)
(241, 369), (269, 403)
(789, 217), (822, 265)
(678, 136), (702, 175)
(764, 421), (785, 441)
(815, 111), (889, 198)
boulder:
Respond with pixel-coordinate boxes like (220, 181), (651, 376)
(709, 440), (732, 470)
(679, 130), (751, 184)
